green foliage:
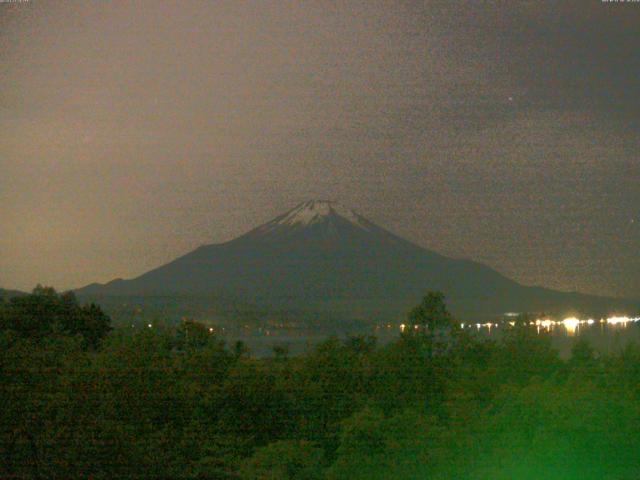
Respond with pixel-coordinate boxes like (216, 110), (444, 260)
(175, 318), (216, 350)
(493, 321), (562, 385)
(0, 285), (111, 349)
(406, 291), (453, 332)
(463, 378), (640, 480)
(327, 406), (441, 480)
(240, 440), (324, 480)
(2, 289), (640, 479)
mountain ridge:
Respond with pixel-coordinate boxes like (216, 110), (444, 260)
(76, 200), (638, 321)
(0, 288), (27, 301)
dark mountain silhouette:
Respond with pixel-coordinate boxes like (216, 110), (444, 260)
(0, 288), (27, 301)
(76, 201), (637, 321)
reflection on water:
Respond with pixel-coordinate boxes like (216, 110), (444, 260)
(460, 315), (640, 359)
(229, 315), (640, 358)
(465, 315), (640, 337)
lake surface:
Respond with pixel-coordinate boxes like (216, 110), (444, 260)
(227, 317), (640, 359)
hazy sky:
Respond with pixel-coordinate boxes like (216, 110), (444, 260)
(1, 1), (638, 298)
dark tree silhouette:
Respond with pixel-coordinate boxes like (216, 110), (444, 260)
(406, 291), (453, 333)
(0, 285), (111, 348)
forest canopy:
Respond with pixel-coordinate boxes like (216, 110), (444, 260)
(2, 289), (640, 479)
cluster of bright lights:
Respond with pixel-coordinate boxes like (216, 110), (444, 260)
(470, 322), (499, 331)
(606, 316), (638, 325)
(399, 324), (423, 332)
(448, 315), (640, 335)
(532, 316), (640, 333)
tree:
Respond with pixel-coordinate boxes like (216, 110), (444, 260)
(0, 286), (111, 349)
(463, 379), (640, 480)
(327, 406), (441, 480)
(78, 302), (112, 349)
(240, 440), (324, 480)
(406, 291), (453, 333)
(175, 319), (213, 350)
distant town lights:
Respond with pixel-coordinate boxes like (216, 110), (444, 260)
(561, 317), (580, 335)
(607, 316), (637, 325)
(441, 315), (640, 334)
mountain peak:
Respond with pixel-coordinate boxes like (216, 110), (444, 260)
(277, 200), (363, 228)
(243, 200), (373, 239)
(75, 200), (636, 321)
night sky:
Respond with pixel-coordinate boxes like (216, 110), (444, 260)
(1, 1), (638, 298)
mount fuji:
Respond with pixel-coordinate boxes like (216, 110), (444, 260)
(76, 201), (635, 321)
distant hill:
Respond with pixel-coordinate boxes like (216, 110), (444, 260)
(0, 288), (27, 301)
(76, 200), (638, 322)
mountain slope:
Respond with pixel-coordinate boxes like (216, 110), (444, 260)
(0, 288), (27, 301)
(77, 201), (636, 320)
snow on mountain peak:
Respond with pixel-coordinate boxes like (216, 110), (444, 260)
(244, 200), (376, 238)
(276, 200), (366, 228)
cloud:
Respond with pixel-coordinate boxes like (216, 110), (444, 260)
(0, 1), (637, 297)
